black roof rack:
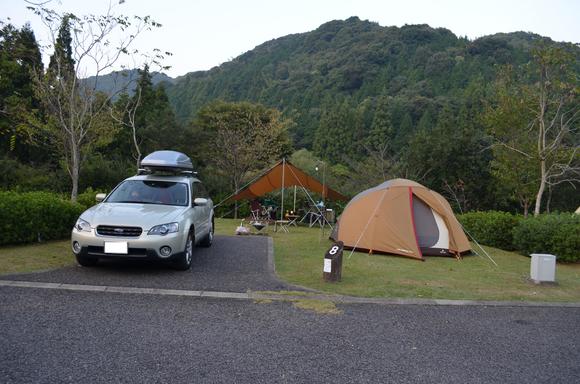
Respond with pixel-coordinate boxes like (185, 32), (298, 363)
(137, 168), (198, 177)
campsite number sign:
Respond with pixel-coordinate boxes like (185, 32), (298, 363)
(323, 241), (343, 282)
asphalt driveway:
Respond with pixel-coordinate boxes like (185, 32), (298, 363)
(1, 287), (579, 384)
(1, 235), (294, 292)
(2, 235), (579, 383)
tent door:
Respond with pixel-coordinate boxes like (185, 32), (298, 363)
(430, 209), (450, 255)
(412, 196), (451, 256)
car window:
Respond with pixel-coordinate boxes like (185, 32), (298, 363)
(106, 180), (189, 206)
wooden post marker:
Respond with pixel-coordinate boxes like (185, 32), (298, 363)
(323, 241), (343, 282)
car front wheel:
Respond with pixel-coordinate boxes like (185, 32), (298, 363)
(174, 231), (193, 271)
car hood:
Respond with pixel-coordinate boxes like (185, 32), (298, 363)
(81, 203), (188, 230)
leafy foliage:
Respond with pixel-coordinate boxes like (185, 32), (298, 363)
(512, 214), (580, 262)
(0, 191), (84, 245)
(0, 23), (42, 155)
(458, 211), (522, 250)
(191, 100), (293, 190)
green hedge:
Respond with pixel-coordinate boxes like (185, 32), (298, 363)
(76, 187), (105, 210)
(458, 211), (522, 251)
(0, 191), (85, 246)
(513, 214), (580, 263)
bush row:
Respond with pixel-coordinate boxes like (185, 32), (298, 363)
(513, 214), (580, 263)
(0, 191), (85, 246)
(457, 211), (522, 251)
(458, 211), (580, 262)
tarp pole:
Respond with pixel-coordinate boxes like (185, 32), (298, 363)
(286, 164), (334, 230)
(281, 158), (285, 220)
(293, 186), (297, 213)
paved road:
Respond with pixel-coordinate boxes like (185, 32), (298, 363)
(1, 235), (579, 382)
(1, 235), (293, 292)
(1, 287), (579, 384)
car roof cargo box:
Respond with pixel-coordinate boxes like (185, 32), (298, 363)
(140, 151), (193, 173)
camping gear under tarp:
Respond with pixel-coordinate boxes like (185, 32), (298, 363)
(330, 179), (470, 260)
(227, 160), (348, 202)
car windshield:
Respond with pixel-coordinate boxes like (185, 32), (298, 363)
(106, 180), (189, 206)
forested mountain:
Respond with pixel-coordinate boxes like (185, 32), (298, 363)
(85, 69), (173, 98)
(2, 16), (578, 214)
(164, 17), (558, 147)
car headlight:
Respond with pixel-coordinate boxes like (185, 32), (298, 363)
(148, 222), (179, 236)
(74, 218), (91, 232)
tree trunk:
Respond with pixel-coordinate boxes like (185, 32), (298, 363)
(233, 180), (239, 219)
(70, 142), (80, 202)
(534, 159), (546, 216)
(132, 125), (141, 172)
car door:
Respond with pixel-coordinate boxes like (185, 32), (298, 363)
(191, 181), (210, 238)
(197, 181), (213, 231)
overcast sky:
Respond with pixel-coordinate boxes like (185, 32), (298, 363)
(2, 0), (579, 77)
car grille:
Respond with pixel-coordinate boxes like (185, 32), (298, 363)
(96, 225), (142, 237)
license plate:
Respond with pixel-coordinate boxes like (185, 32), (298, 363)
(104, 242), (128, 254)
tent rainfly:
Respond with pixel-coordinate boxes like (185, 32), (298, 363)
(331, 179), (471, 260)
(228, 159), (348, 202)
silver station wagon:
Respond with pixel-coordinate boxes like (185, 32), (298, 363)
(71, 151), (214, 270)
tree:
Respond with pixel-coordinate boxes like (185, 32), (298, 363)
(406, 103), (492, 212)
(193, 101), (293, 217)
(363, 94), (396, 181)
(486, 44), (579, 215)
(313, 99), (359, 164)
(28, 5), (164, 201)
(0, 23), (42, 155)
(111, 65), (180, 171)
(485, 66), (538, 215)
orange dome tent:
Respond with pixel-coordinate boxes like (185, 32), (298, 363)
(331, 179), (470, 260)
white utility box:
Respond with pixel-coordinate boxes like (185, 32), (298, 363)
(530, 253), (556, 283)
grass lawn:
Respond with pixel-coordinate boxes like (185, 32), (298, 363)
(0, 240), (72, 275)
(218, 218), (580, 302)
(2, 218), (579, 303)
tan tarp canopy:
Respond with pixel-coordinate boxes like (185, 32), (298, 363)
(228, 160), (347, 202)
(331, 179), (470, 260)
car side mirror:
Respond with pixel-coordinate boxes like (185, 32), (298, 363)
(193, 197), (208, 206)
(96, 193), (106, 202)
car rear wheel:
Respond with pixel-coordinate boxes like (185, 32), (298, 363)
(75, 254), (98, 267)
(174, 231), (193, 271)
(200, 218), (214, 247)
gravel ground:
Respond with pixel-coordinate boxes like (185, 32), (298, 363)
(1, 287), (579, 384)
(1, 235), (294, 292)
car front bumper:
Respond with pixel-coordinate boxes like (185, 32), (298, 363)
(71, 228), (187, 261)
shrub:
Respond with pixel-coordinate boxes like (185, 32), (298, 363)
(513, 214), (580, 263)
(0, 191), (85, 246)
(457, 211), (522, 250)
(77, 187), (104, 210)
(0, 158), (68, 192)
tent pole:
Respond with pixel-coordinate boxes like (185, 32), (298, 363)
(293, 185), (297, 213)
(281, 158), (285, 220)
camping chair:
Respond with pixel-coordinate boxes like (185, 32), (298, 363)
(250, 199), (266, 221)
(300, 203), (324, 228)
